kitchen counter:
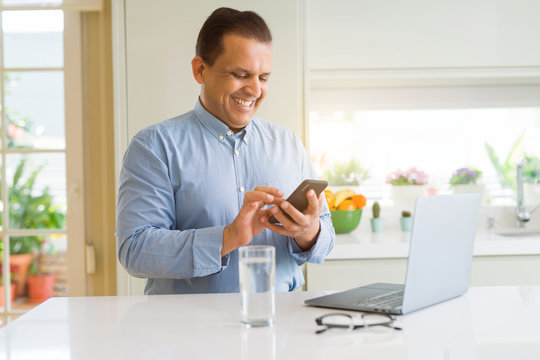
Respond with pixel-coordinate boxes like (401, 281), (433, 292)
(1, 287), (539, 359)
(328, 230), (540, 260)
(306, 230), (540, 291)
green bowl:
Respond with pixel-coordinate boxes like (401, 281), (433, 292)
(330, 209), (362, 234)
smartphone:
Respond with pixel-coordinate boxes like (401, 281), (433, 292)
(268, 179), (328, 224)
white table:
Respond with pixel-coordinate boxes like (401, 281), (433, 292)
(1, 287), (539, 359)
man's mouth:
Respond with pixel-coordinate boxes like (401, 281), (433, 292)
(232, 96), (255, 108)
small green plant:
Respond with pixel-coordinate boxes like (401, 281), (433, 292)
(450, 167), (482, 185)
(0, 264), (15, 286)
(29, 239), (56, 276)
(372, 202), (381, 218)
(4, 159), (65, 255)
(523, 156), (540, 184)
(401, 210), (411, 217)
(485, 132), (525, 192)
(324, 158), (370, 186)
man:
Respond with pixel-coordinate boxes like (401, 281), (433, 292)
(115, 7), (335, 294)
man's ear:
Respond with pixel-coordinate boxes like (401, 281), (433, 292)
(191, 56), (206, 84)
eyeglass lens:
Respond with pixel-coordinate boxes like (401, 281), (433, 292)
(316, 313), (401, 334)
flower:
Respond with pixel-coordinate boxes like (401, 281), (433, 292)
(386, 167), (428, 185)
(450, 167), (482, 185)
(7, 123), (24, 140)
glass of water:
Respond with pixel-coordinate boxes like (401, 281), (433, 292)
(238, 245), (275, 327)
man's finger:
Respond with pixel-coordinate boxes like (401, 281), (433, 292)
(305, 189), (320, 212)
(253, 186), (284, 198)
(239, 200), (263, 217)
(263, 219), (292, 237)
(278, 200), (306, 226)
(244, 190), (275, 205)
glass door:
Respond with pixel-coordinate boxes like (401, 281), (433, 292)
(0, 8), (84, 322)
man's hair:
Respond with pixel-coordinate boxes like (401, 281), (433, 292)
(196, 7), (272, 66)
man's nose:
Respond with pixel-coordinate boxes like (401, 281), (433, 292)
(245, 77), (262, 98)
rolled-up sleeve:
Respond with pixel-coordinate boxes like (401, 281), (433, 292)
(287, 201), (335, 265)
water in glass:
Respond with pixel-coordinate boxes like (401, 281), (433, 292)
(238, 246), (275, 327)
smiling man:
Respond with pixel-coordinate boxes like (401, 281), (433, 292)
(115, 7), (335, 294)
(192, 33), (271, 132)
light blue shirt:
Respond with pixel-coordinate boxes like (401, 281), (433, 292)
(115, 100), (335, 294)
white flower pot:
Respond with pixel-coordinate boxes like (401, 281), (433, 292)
(452, 184), (486, 205)
(391, 185), (426, 211)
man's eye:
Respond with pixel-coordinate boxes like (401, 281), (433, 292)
(233, 73), (248, 79)
(259, 76), (268, 82)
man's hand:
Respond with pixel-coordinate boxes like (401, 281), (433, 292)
(262, 189), (324, 251)
(221, 186), (284, 257)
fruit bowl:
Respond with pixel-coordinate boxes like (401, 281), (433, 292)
(330, 209), (362, 234)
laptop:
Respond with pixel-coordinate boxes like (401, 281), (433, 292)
(305, 193), (480, 315)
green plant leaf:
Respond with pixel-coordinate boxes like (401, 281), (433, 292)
(8, 160), (65, 254)
(324, 158), (370, 186)
(12, 159), (25, 187)
(505, 131), (525, 166)
(485, 133), (525, 194)
(485, 143), (507, 186)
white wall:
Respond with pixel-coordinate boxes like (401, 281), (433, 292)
(308, 0), (540, 70)
(124, 0), (305, 139)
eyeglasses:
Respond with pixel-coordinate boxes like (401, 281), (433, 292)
(315, 312), (403, 334)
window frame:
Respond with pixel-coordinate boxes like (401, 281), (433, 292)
(0, 9), (85, 318)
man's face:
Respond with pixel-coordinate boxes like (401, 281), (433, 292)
(194, 33), (272, 132)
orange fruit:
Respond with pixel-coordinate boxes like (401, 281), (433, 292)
(351, 194), (367, 209)
(324, 189), (336, 209)
(338, 199), (356, 210)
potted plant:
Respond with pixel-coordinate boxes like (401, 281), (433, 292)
(449, 167), (485, 204)
(1, 159), (65, 297)
(485, 132), (524, 196)
(27, 239), (56, 304)
(400, 210), (413, 232)
(386, 167), (429, 210)
(522, 155), (540, 205)
(370, 202), (384, 232)
(324, 158), (370, 192)
(0, 259), (16, 306)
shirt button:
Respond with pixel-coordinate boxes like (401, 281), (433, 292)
(240, 186), (245, 192)
(234, 150), (239, 156)
(226, 130), (232, 136)
(219, 134), (224, 141)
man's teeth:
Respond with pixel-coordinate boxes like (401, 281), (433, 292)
(233, 97), (253, 106)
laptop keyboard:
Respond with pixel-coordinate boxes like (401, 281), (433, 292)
(353, 290), (404, 310)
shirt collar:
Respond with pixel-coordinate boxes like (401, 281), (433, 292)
(194, 98), (251, 144)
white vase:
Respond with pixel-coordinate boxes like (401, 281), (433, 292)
(391, 185), (426, 211)
(524, 183), (540, 206)
(452, 184), (486, 205)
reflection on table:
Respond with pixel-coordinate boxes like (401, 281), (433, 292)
(0, 286), (539, 359)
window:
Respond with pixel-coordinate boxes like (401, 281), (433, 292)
(310, 104), (540, 206)
(308, 69), (540, 207)
(0, 8), (85, 322)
